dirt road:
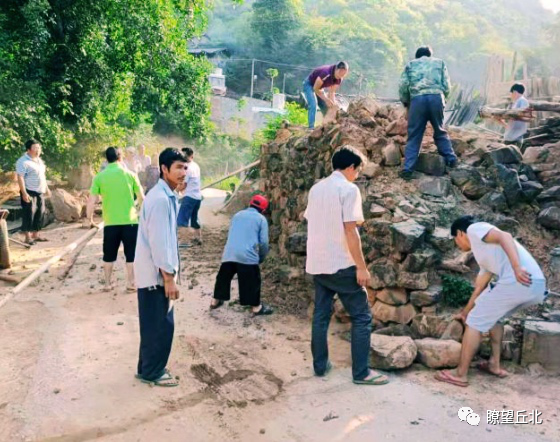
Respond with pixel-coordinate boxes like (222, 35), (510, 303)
(1, 190), (558, 442)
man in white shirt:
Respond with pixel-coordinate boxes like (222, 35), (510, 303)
(124, 147), (142, 174)
(436, 216), (546, 387)
(178, 147), (203, 246)
(500, 83), (530, 149)
(305, 146), (389, 386)
(15, 139), (51, 245)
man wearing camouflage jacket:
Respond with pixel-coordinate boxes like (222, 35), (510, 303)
(398, 46), (457, 180)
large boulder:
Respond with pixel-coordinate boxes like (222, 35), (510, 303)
(376, 288), (408, 306)
(374, 324), (414, 337)
(372, 301), (417, 325)
(537, 186), (560, 203)
(415, 338), (462, 368)
(415, 153), (446, 176)
(386, 118), (408, 136)
(410, 287), (442, 307)
(411, 314), (446, 338)
(496, 164), (523, 206)
(449, 166), (488, 200)
(521, 321), (560, 374)
(537, 207), (560, 230)
(440, 320), (464, 342)
(369, 335), (417, 370)
(427, 227), (454, 253)
(402, 249), (439, 273)
(50, 189), (82, 222)
(483, 145), (522, 165)
(391, 220), (426, 253)
(417, 177), (451, 198)
(479, 191), (508, 212)
(286, 232), (307, 254)
(523, 145), (549, 164)
(521, 181), (544, 202)
(397, 270), (429, 290)
(368, 261), (398, 289)
(382, 143), (402, 166)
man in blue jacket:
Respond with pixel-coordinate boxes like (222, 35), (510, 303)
(210, 195), (273, 316)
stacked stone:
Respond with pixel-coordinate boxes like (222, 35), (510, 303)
(258, 97), (559, 370)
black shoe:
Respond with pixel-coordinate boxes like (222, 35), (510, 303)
(398, 170), (413, 181)
(447, 160), (458, 169)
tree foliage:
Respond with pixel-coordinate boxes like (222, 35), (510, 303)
(207, 0), (556, 98)
(0, 0), (230, 172)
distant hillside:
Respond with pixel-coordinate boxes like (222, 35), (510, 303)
(205, 0), (555, 97)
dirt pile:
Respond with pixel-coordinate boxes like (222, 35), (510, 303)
(258, 97), (560, 370)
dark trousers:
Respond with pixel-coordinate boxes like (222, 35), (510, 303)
(103, 224), (138, 263)
(213, 261), (261, 307)
(21, 189), (44, 232)
(403, 94), (457, 172)
(312, 266), (372, 380)
(137, 286), (174, 381)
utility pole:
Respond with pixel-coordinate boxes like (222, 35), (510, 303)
(250, 59), (255, 98)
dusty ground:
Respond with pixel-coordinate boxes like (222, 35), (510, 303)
(1, 189), (559, 442)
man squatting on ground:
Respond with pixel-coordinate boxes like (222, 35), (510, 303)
(210, 195), (273, 316)
(305, 146), (389, 385)
(303, 61), (349, 129)
(134, 148), (188, 387)
(178, 147), (203, 247)
(398, 46), (457, 180)
(86, 147), (144, 292)
(16, 139), (51, 245)
(436, 216), (546, 387)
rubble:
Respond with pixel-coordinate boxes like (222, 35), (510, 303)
(258, 97), (560, 371)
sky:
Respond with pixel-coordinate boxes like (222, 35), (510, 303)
(541, 0), (560, 12)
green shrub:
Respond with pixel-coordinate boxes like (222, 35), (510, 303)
(441, 274), (473, 308)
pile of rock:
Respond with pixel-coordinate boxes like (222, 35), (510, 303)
(258, 97), (560, 370)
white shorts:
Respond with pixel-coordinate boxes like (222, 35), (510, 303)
(466, 280), (546, 333)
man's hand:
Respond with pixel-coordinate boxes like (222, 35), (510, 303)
(454, 311), (467, 323)
(22, 192), (31, 203)
(356, 267), (371, 287)
(45, 188), (52, 198)
(514, 266), (532, 286)
(164, 279), (180, 300)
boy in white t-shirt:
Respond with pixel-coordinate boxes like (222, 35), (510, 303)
(177, 147), (203, 246)
(435, 216), (546, 387)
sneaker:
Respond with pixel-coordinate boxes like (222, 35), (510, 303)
(398, 170), (414, 181)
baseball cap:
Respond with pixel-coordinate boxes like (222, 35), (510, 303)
(250, 194), (269, 211)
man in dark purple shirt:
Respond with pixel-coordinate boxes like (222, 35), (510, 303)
(303, 61), (349, 129)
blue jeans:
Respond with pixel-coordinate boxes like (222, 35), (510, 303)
(403, 94), (457, 172)
(303, 79), (328, 129)
(311, 266), (372, 380)
(178, 196), (201, 229)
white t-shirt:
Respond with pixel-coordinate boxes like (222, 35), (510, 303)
(467, 222), (544, 284)
(185, 161), (202, 200)
(304, 171), (364, 275)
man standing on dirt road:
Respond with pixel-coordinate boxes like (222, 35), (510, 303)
(210, 195), (273, 316)
(304, 146), (389, 386)
(398, 46), (457, 180)
(178, 147), (203, 247)
(435, 216), (546, 388)
(134, 148), (188, 387)
(85, 147), (144, 292)
(15, 139), (51, 246)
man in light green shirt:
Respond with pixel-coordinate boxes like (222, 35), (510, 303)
(86, 147), (144, 292)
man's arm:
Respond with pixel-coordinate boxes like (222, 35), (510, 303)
(328, 84), (338, 106)
(457, 270), (493, 321)
(483, 228), (531, 285)
(398, 67), (410, 106)
(258, 217), (269, 264)
(313, 77), (335, 107)
(344, 222), (370, 287)
(442, 61), (451, 98)
(146, 198), (180, 299)
(16, 175), (30, 203)
(133, 175), (145, 207)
